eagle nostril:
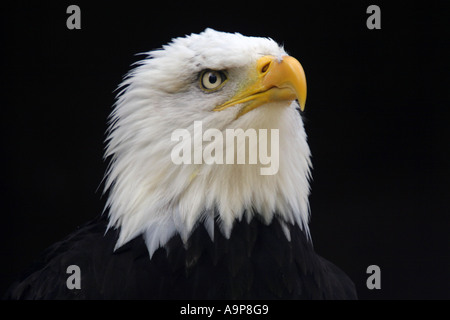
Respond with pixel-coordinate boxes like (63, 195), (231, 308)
(260, 61), (271, 74)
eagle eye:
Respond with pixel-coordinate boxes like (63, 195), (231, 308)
(200, 70), (227, 91)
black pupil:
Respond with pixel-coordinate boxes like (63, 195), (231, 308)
(208, 73), (217, 84)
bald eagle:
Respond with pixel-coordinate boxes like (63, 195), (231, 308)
(6, 29), (357, 299)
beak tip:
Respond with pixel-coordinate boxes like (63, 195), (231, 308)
(298, 99), (306, 112)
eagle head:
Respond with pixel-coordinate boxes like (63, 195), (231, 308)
(104, 29), (311, 256)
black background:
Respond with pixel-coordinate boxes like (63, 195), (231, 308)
(1, 1), (449, 300)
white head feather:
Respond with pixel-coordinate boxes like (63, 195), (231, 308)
(104, 29), (312, 257)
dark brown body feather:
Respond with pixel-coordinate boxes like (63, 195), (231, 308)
(5, 213), (357, 299)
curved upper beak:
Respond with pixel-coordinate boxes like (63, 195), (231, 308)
(213, 55), (307, 118)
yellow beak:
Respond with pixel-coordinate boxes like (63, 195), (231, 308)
(213, 55), (307, 118)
